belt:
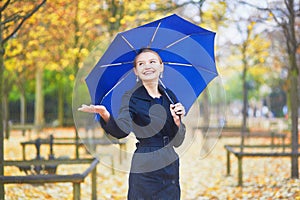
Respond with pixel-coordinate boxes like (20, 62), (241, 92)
(138, 136), (170, 147)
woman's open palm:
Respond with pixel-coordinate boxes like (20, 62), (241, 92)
(78, 104), (110, 122)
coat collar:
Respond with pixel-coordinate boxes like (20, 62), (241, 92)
(131, 82), (166, 102)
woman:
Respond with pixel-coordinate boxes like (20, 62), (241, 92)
(79, 48), (186, 199)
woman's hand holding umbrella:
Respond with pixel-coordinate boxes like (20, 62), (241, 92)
(78, 104), (110, 122)
(170, 103), (185, 127)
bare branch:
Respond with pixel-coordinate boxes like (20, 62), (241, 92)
(0, 0), (11, 13)
(2, 0), (47, 44)
(1, 12), (23, 25)
(239, 0), (289, 26)
(284, 0), (294, 17)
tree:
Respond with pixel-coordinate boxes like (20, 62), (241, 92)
(241, 0), (299, 179)
(10, 0), (107, 126)
(4, 37), (35, 136)
(4, 0), (182, 131)
(0, 0), (47, 197)
(239, 21), (270, 149)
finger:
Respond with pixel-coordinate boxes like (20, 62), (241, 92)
(170, 108), (176, 115)
(171, 104), (185, 116)
(78, 105), (85, 110)
(170, 107), (176, 116)
(78, 105), (94, 112)
(175, 104), (185, 113)
(173, 103), (181, 109)
(173, 109), (182, 116)
(78, 108), (91, 112)
(174, 107), (182, 114)
(174, 103), (182, 107)
(178, 107), (185, 114)
(176, 110), (185, 117)
(78, 105), (88, 110)
(175, 111), (183, 116)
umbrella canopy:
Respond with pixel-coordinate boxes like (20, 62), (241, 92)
(86, 14), (217, 118)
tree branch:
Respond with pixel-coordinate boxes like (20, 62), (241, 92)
(239, 0), (288, 27)
(1, 12), (23, 25)
(2, 0), (47, 44)
(0, 0), (11, 13)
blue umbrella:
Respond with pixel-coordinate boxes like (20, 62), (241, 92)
(86, 14), (217, 118)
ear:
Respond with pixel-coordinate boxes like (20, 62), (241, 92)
(160, 63), (164, 73)
(133, 67), (138, 75)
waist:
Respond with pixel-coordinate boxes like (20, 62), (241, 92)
(138, 136), (170, 147)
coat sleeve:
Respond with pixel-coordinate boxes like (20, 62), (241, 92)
(171, 121), (186, 147)
(100, 92), (135, 139)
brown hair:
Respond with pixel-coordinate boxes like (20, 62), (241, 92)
(133, 48), (163, 68)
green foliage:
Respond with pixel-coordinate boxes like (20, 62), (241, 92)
(224, 73), (242, 103)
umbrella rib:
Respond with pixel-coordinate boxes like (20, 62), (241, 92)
(164, 32), (213, 50)
(148, 21), (161, 48)
(164, 62), (218, 75)
(165, 35), (190, 49)
(99, 63), (122, 68)
(100, 70), (133, 103)
(121, 35), (137, 53)
(98, 61), (133, 68)
(164, 62), (193, 67)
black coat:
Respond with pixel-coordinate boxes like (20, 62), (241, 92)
(101, 83), (186, 200)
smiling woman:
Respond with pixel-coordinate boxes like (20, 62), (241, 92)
(78, 48), (186, 200)
(76, 14), (219, 199)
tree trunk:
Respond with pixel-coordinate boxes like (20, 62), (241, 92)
(288, 47), (299, 178)
(20, 90), (26, 125)
(285, 0), (299, 179)
(58, 80), (64, 126)
(34, 67), (45, 132)
(0, 44), (5, 200)
(290, 70), (299, 178)
(3, 74), (13, 139)
(241, 66), (248, 152)
(3, 94), (9, 139)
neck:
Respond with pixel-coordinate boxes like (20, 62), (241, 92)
(142, 80), (160, 98)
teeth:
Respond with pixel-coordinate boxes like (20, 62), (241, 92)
(144, 71), (154, 75)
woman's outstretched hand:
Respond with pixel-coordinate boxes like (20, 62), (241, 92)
(170, 103), (185, 127)
(78, 104), (110, 122)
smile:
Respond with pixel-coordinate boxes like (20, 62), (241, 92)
(143, 71), (155, 75)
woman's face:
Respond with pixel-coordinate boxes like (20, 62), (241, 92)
(134, 51), (163, 83)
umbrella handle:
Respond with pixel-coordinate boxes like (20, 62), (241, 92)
(159, 79), (174, 104)
(159, 79), (182, 120)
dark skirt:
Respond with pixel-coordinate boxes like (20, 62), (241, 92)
(127, 146), (180, 200)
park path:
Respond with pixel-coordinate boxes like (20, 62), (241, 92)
(3, 126), (299, 199)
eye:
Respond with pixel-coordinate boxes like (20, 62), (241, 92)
(150, 60), (158, 64)
(137, 62), (144, 66)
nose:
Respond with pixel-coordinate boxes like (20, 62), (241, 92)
(143, 63), (153, 69)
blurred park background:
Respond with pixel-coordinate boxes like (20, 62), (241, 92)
(0, 0), (299, 199)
